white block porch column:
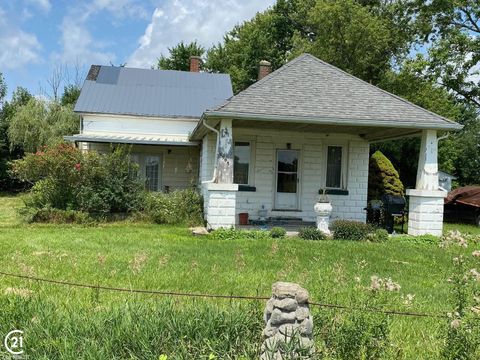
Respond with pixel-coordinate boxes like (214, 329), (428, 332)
(217, 118), (234, 183)
(204, 118), (238, 229)
(406, 130), (447, 236)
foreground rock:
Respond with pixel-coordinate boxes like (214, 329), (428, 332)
(190, 226), (209, 236)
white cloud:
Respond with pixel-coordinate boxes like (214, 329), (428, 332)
(91, 0), (149, 20)
(26, 0), (51, 12)
(52, 0), (149, 67)
(53, 17), (115, 66)
(0, 6), (42, 70)
(128, 0), (275, 68)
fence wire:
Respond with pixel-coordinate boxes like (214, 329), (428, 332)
(0, 270), (447, 319)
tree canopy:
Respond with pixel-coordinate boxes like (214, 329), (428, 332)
(0, 73), (6, 106)
(157, 41), (205, 71)
(8, 99), (78, 153)
(60, 85), (81, 106)
(410, 0), (480, 108)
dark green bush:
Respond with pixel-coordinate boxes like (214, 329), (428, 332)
(368, 150), (404, 201)
(19, 207), (92, 224)
(368, 228), (389, 242)
(298, 226), (326, 240)
(11, 143), (144, 217)
(331, 220), (373, 241)
(270, 227), (286, 238)
(145, 188), (203, 226)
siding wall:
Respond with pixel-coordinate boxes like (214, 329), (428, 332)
(202, 127), (369, 223)
(84, 142), (199, 191)
(82, 114), (198, 137)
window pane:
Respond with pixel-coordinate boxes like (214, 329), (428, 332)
(277, 172), (297, 193)
(326, 146), (342, 188)
(234, 142), (250, 184)
(145, 156), (160, 191)
(277, 150), (298, 172)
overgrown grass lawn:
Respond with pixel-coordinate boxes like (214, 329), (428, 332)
(0, 193), (477, 359)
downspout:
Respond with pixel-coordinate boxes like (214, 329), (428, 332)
(201, 118), (219, 184)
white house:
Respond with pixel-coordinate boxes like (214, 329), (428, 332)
(67, 54), (462, 236)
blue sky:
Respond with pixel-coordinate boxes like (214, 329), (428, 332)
(0, 0), (275, 100)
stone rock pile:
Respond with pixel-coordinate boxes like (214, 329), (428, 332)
(261, 282), (314, 359)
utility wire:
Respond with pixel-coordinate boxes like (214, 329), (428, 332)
(0, 271), (447, 319)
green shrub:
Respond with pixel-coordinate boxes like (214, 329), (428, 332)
(395, 234), (440, 245)
(19, 207), (92, 224)
(269, 227), (286, 238)
(368, 150), (404, 201)
(210, 228), (271, 240)
(331, 220), (373, 241)
(10, 143), (144, 218)
(145, 188), (203, 226)
(368, 228), (389, 243)
(298, 226), (326, 240)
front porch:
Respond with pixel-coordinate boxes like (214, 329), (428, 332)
(199, 121), (370, 229)
(197, 118), (450, 236)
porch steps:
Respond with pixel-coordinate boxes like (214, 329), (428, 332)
(250, 217), (315, 227)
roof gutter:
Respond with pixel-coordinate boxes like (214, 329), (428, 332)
(202, 111), (464, 131)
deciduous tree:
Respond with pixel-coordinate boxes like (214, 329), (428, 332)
(156, 41), (205, 71)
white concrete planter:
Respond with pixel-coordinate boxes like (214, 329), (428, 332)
(258, 209), (268, 222)
(314, 202), (333, 235)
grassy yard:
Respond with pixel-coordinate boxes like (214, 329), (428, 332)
(0, 193), (478, 359)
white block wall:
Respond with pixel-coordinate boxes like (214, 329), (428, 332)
(201, 127), (369, 223)
(82, 114), (198, 137)
(407, 190), (446, 236)
(204, 184), (238, 229)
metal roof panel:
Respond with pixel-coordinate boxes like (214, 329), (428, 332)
(74, 66), (233, 118)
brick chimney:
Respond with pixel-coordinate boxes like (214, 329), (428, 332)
(258, 60), (271, 80)
(190, 56), (202, 72)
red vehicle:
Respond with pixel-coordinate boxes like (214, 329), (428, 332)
(444, 186), (480, 226)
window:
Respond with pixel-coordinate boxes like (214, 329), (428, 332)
(326, 146), (343, 188)
(145, 156), (160, 191)
(234, 142), (250, 184)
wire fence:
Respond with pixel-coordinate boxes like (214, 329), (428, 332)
(0, 270), (447, 319)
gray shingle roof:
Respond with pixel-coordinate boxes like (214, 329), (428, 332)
(207, 54), (461, 130)
(75, 66), (233, 118)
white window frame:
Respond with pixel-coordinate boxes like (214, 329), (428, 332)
(130, 153), (163, 192)
(233, 139), (256, 186)
(323, 143), (348, 190)
(145, 155), (162, 192)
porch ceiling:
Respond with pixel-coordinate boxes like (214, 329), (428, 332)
(191, 117), (426, 142)
(231, 119), (422, 142)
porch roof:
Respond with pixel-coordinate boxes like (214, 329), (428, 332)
(64, 133), (199, 146)
(190, 54), (462, 142)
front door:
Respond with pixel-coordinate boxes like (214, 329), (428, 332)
(275, 149), (299, 210)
